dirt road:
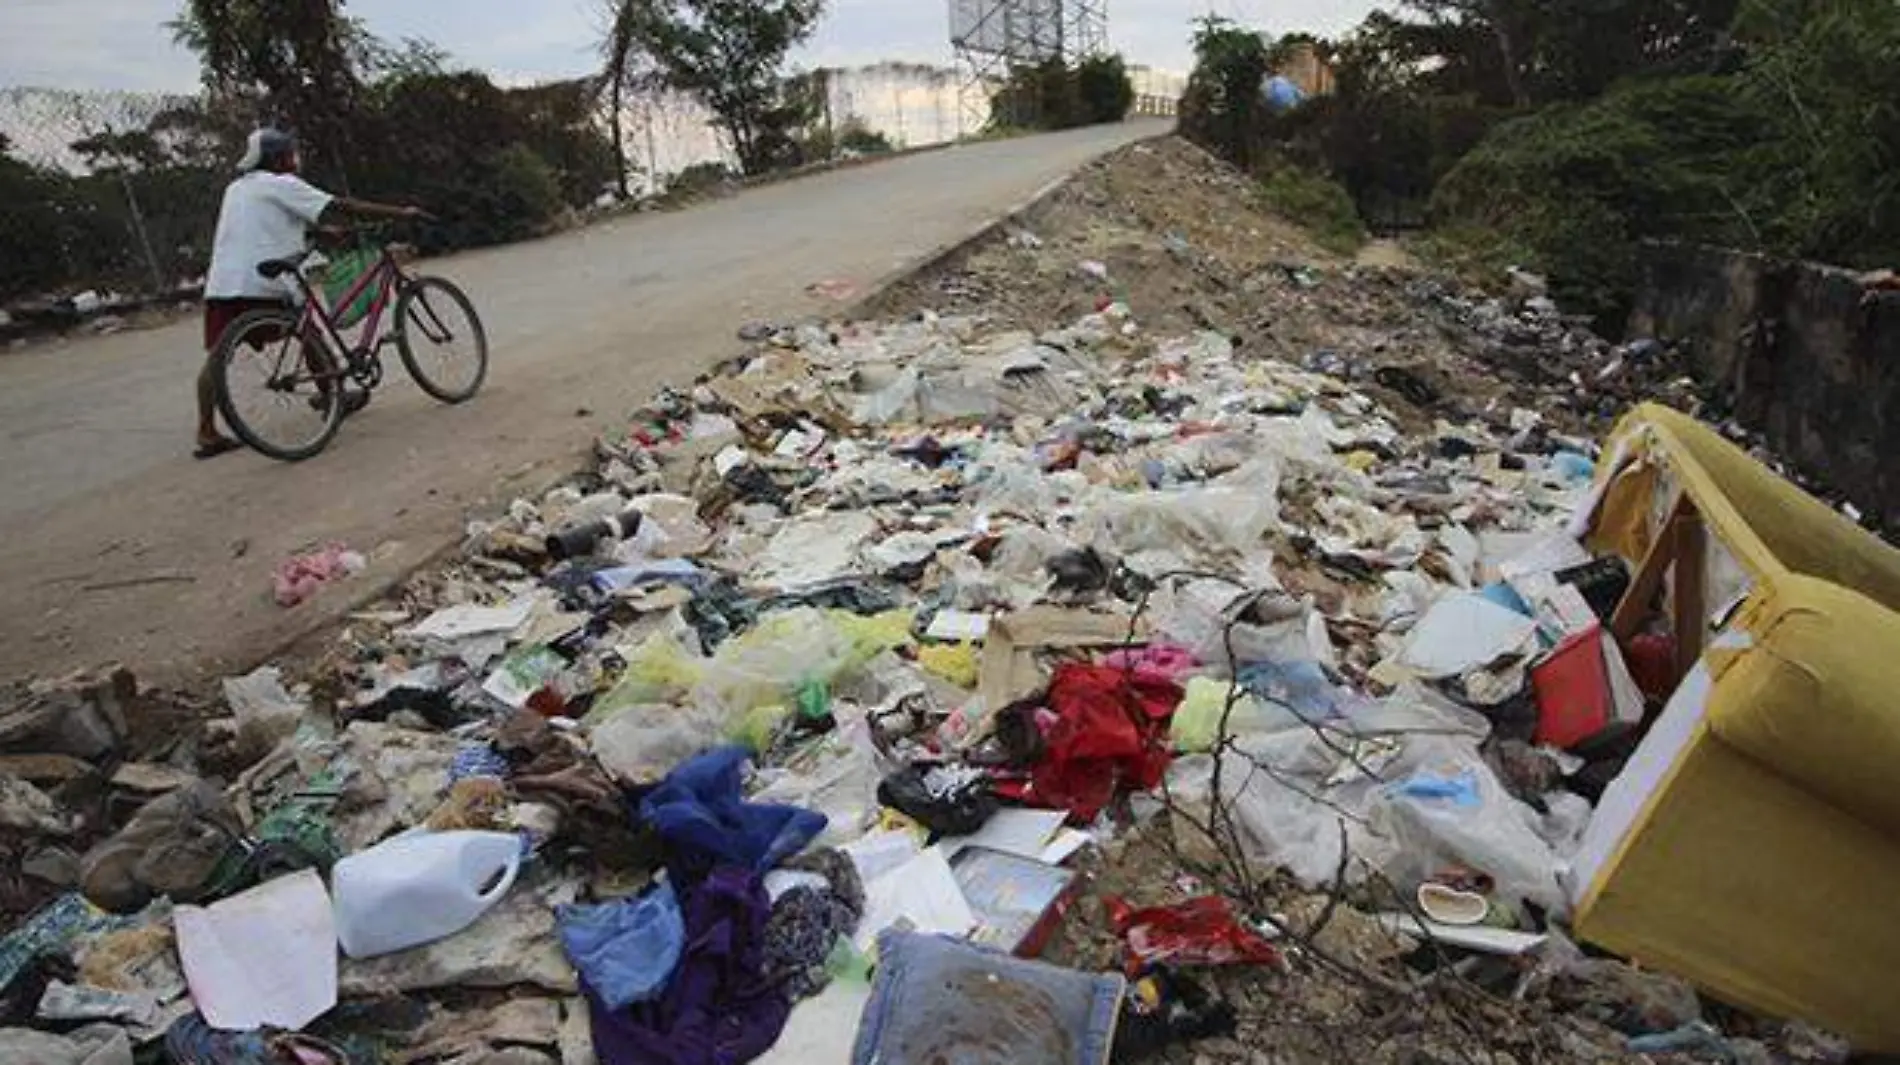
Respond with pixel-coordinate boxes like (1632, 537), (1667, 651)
(0, 121), (1168, 684)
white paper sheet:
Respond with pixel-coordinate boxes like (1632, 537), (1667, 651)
(1398, 593), (1539, 678)
(925, 609), (992, 642)
(935, 808), (1068, 862)
(854, 849), (976, 953)
(402, 599), (535, 642)
(842, 829), (920, 885)
(174, 869), (337, 1032)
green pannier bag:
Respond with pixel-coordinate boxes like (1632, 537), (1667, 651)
(323, 247), (377, 329)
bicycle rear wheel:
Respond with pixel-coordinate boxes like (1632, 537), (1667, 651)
(212, 309), (345, 462)
(395, 277), (488, 403)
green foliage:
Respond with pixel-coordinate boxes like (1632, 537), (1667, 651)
(989, 59), (1080, 131)
(1178, 17), (1271, 170)
(837, 116), (894, 155)
(353, 71), (613, 250)
(1433, 76), (1769, 321)
(1259, 165), (1367, 255)
(989, 54), (1135, 131)
(0, 12), (620, 303)
(604, 0), (826, 176)
(1075, 55), (1136, 124)
(667, 161), (737, 197)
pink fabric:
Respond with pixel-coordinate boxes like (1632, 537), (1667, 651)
(273, 543), (364, 607)
(1101, 643), (1200, 686)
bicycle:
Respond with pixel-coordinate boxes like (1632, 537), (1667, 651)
(210, 231), (489, 461)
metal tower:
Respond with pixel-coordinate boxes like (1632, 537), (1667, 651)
(948, 0), (1110, 134)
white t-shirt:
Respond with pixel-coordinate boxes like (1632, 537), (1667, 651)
(204, 171), (335, 300)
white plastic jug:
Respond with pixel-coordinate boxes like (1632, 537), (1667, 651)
(331, 830), (522, 959)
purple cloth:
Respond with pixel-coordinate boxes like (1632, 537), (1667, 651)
(586, 867), (792, 1065)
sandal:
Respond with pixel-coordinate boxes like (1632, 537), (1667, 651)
(193, 437), (244, 460)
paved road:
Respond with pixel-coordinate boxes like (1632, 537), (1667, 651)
(0, 121), (1167, 684)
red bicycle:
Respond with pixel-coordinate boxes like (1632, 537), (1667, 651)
(211, 237), (488, 461)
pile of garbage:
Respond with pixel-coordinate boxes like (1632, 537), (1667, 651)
(0, 137), (1861, 1064)
(0, 296), (1842, 1064)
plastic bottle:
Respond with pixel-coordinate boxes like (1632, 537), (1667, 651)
(331, 830), (522, 959)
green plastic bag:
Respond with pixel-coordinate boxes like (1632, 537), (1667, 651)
(323, 248), (377, 328)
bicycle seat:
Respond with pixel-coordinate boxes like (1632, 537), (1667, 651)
(256, 255), (305, 280)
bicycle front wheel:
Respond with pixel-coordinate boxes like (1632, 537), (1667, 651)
(395, 277), (488, 403)
(212, 309), (345, 462)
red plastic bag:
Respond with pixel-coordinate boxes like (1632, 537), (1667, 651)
(993, 663), (1182, 822)
(1105, 895), (1282, 975)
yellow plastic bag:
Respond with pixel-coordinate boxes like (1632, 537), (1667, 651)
(829, 609), (915, 670)
(918, 643), (980, 689)
(584, 632), (704, 725)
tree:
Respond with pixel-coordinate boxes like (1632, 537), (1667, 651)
(168, 0), (365, 179)
(1076, 55), (1136, 125)
(1178, 17), (1271, 169)
(601, 0), (827, 176)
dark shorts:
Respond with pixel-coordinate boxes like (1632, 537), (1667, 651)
(203, 297), (292, 353)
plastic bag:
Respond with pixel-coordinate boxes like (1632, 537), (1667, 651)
(585, 631), (704, 724)
(1169, 676), (1302, 752)
(1369, 741), (1566, 914)
(1080, 484), (1279, 561)
(828, 609), (915, 670)
(1105, 895), (1280, 975)
(1149, 581), (1321, 673)
(696, 608), (856, 719)
(877, 765), (995, 836)
(917, 643), (980, 688)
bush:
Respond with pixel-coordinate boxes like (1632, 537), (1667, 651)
(1259, 166), (1366, 255)
(837, 117), (894, 155)
(666, 162), (736, 197)
(1433, 75), (1766, 323)
(989, 54), (1134, 131)
(1076, 55), (1135, 124)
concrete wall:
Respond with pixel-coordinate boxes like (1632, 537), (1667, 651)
(1629, 242), (1900, 529)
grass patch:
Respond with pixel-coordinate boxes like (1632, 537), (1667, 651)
(1258, 166), (1367, 256)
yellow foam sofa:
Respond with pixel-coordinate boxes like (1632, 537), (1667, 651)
(1568, 404), (1900, 1051)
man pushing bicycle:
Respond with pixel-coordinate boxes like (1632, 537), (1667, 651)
(194, 128), (426, 459)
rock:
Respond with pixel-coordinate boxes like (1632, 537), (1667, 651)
(22, 846), (81, 887)
(559, 998), (598, 1065)
(339, 879), (577, 995)
(0, 775), (75, 836)
(0, 754), (95, 784)
(0, 1024), (133, 1065)
(0, 668), (131, 762)
(107, 763), (195, 795)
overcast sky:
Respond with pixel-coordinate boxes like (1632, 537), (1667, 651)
(1, 0), (1385, 93)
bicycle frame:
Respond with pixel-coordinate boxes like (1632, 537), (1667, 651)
(286, 245), (408, 365)
(240, 243), (461, 396)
